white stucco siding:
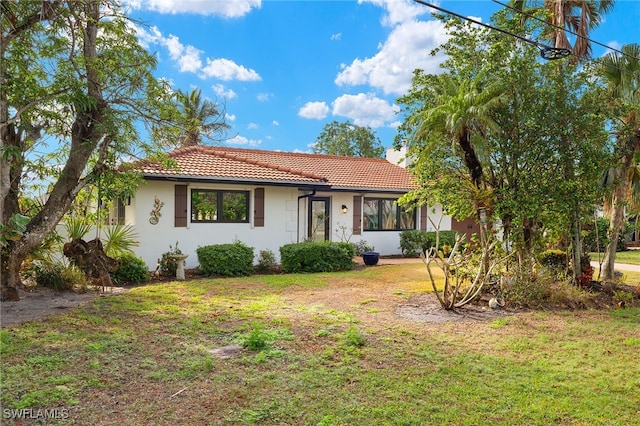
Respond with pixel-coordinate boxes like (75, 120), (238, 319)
(131, 181), (300, 269)
(130, 180), (454, 268)
(421, 204), (451, 232)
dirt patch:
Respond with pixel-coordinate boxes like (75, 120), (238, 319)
(396, 293), (515, 323)
(0, 286), (127, 328)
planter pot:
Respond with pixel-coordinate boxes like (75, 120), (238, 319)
(361, 251), (380, 266)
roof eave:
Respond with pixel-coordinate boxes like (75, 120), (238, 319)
(328, 186), (415, 193)
(142, 174), (329, 188)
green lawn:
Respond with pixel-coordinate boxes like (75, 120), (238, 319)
(1, 264), (639, 425)
(589, 249), (640, 265)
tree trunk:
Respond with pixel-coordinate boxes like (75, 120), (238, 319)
(0, 243), (21, 301)
(602, 164), (630, 280)
(458, 130), (483, 187)
(571, 206), (582, 285)
(1, 1), (104, 301)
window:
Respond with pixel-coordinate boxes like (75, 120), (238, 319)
(363, 198), (415, 231)
(191, 189), (249, 223)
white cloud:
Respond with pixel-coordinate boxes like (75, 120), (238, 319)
(335, 19), (448, 95)
(602, 41), (623, 56)
(330, 33), (342, 41)
(201, 58), (261, 81)
(256, 92), (273, 102)
(227, 135), (262, 147)
(178, 45), (203, 73)
(225, 113), (236, 122)
(131, 0), (261, 17)
(359, 0), (426, 27)
(162, 34), (203, 72)
(132, 24), (261, 82)
(298, 101), (329, 120)
(247, 122), (259, 130)
(272, 120), (279, 126)
(212, 84), (237, 100)
(331, 93), (399, 128)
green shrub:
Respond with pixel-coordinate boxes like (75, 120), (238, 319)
(352, 240), (375, 256)
(538, 249), (567, 271)
(196, 241), (254, 276)
(342, 326), (366, 347)
(112, 254), (148, 284)
(26, 261), (88, 292)
(583, 217), (628, 252)
(399, 230), (459, 257)
(31, 262), (66, 290)
(242, 325), (269, 351)
(280, 241), (355, 273)
(255, 249), (278, 273)
(60, 265), (90, 293)
(160, 242), (183, 276)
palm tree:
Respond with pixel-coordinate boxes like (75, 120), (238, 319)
(512, 0), (614, 63)
(545, 0), (614, 61)
(599, 43), (640, 280)
(414, 73), (504, 190)
(412, 73), (504, 275)
(176, 88), (229, 148)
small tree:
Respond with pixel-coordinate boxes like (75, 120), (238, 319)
(313, 121), (384, 158)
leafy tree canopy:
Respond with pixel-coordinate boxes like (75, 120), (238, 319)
(0, 0), (183, 300)
(313, 121), (385, 158)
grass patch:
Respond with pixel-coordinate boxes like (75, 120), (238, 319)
(590, 250), (640, 265)
(1, 265), (638, 425)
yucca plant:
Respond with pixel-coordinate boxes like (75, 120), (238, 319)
(64, 215), (92, 240)
(102, 224), (139, 258)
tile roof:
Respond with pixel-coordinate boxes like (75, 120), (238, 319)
(139, 146), (417, 191)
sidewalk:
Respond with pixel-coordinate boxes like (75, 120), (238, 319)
(353, 256), (640, 272)
(591, 261), (640, 273)
(369, 256), (640, 272)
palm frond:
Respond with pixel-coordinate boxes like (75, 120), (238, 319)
(102, 224), (139, 258)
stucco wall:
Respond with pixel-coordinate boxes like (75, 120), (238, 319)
(130, 181), (452, 269)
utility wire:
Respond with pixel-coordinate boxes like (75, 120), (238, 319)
(413, 0), (639, 79)
(491, 0), (640, 62)
(412, 0), (572, 60)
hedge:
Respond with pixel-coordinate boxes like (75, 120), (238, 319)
(196, 241), (254, 276)
(280, 241), (355, 273)
(399, 230), (459, 257)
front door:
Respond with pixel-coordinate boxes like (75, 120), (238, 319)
(309, 197), (330, 241)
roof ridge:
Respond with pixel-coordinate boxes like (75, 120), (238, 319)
(207, 149), (328, 182)
(197, 145), (392, 163)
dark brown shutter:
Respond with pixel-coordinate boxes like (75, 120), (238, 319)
(352, 196), (362, 235)
(175, 185), (187, 227)
(420, 205), (428, 231)
(254, 188), (265, 227)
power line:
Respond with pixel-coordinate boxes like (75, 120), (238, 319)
(412, 0), (571, 60)
(491, 0), (640, 62)
(412, 0), (639, 79)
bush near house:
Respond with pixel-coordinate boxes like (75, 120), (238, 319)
(159, 242), (183, 277)
(280, 241), (355, 273)
(538, 249), (568, 271)
(24, 260), (89, 292)
(399, 230), (459, 257)
(196, 241), (254, 276)
(112, 254), (149, 284)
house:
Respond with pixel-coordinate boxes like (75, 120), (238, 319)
(112, 146), (455, 269)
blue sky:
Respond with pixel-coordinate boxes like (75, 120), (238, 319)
(125, 0), (640, 154)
